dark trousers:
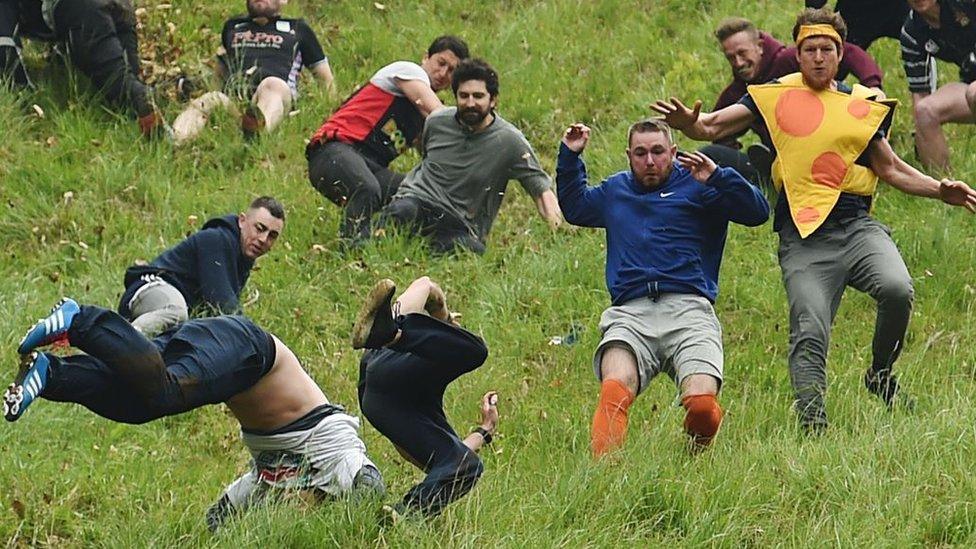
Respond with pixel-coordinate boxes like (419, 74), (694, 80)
(54, 0), (151, 116)
(698, 144), (762, 187)
(307, 141), (404, 242)
(41, 306), (272, 424)
(379, 196), (486, 255)
(0, 0), (31, 87)
(358, 313), (489, 515)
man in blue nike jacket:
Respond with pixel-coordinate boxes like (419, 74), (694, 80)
(557, 119), (769, 456)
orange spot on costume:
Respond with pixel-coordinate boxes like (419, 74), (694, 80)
(747, 71), (897, 237)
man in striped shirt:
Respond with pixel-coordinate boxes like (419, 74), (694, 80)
(900, 0), (976, 169)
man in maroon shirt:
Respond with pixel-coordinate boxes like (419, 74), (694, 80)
(701, 16), (885, 185)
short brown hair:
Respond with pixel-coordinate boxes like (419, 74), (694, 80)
(792, 7), (848, 44)
(715, 17), (759, 43)
(628, 119), (673, 147)
(249, 196), (285, 221)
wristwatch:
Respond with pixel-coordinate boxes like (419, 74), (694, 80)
(473, 426), (493, 444)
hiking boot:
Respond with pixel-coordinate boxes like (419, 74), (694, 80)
(865, 368), (915, 411)
(241, 105), (266, 140)
(352, 279), (397, 349)
(17, 297), (79, 355)
(4, 352), (50, 422)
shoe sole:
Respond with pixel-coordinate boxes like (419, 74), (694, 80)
(352, 279), (396, 349)
(4, 353), (38, 421)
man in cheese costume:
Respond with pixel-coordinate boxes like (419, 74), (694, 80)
(653, 7), (976, 431)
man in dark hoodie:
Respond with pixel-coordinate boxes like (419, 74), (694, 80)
(117, 196), (284, 336)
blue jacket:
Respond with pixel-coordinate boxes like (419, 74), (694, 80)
(556, 143), (769, 305)
(118, 214), (254, 318)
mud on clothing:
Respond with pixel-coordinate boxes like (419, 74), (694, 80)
(1, 0), (151, 115)
(388, 107), (552, 247)
(40, 305), (276, 424)
(118, 214), (253, 319)
(218, 15), (326, 98)
(358, 313), (488, 516)
(308, 61), (430, 166)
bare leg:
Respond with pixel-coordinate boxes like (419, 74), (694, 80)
(172, 91), (235, 144)
(252, 77), (292, 133)
(679, 373), (719, 399)
(912, 83), (976, 170)
(394, 276), (441, 317)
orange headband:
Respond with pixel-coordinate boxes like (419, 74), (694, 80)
(796, 24), (842, 47)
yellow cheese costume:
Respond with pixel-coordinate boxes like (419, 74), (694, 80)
(745, 25), (896, 237)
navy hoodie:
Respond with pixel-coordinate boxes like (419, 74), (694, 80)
(556, 143), (769, 305)
(118, 214), (254, 318)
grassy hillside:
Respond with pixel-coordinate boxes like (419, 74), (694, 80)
(2, 0), (976, 546)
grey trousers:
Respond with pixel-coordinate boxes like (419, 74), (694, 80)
(128, 280), (189, 337)
(777, 214), (914, 427)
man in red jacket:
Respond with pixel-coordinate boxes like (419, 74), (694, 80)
(701, 16), (884, 185)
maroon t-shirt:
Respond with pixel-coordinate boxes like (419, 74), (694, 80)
(712, 32), (884, 147)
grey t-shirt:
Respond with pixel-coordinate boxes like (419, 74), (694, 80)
(395, 107), (552, 241)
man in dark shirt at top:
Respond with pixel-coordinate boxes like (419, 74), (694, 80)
(703, 16), (884, 184)
(900, 0), (976, 169)
(306, 36), (469, 247)
(171, 0), (333, 143)
(805, 0), (910, 50)
(117, 196), (285, 337)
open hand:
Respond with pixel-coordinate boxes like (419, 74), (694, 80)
(562, 123), (591, 153)
(677, 151), (718, 183)
(650, 97), (702, 131)
(479, 391), (499, 433)
(939, 179), (976, 213)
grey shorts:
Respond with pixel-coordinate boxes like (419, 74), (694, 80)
(593, 294), (724, 395)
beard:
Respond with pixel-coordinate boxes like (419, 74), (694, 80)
(247, 0), (277, 18)
(458, 107), (489, 126)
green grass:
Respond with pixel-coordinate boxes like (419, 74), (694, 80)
(2, 0), (976, 546)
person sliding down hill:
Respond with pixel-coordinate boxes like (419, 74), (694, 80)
(556, 119), (769, 456)
(5, 298), (384, 532)
(652, 7), (976, 432)
(352, 276), (498, 516)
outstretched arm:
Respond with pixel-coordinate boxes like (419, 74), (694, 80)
(650, 98), (755, 142)
(462, 392), (499, 453)
(867, 138), (976, 211)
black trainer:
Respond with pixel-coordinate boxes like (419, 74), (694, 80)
(865, 368), (915, 411)
(352, 279), (398, 349)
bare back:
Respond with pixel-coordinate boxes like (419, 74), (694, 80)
(227, 336), (328, 432)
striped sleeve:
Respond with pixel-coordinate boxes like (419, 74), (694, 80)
(900, 14), (937, 94)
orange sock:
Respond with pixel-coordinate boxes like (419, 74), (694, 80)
(682, 394), (723, 448)
(590, 379), (636, 457)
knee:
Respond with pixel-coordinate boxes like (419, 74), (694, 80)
(913, 98), (943, 128)
(681, 394), (723, 447)
(876, 278), (914, 308)
(255, 76), (290, 97)
(966, 83), (976, 112)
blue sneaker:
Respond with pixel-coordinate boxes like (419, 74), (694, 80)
(4, 352), (50, 421)
(17, 298), (80, 355)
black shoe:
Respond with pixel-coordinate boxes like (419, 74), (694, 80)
(352, 279), (397, 349)
(865, 368), (915, 411)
